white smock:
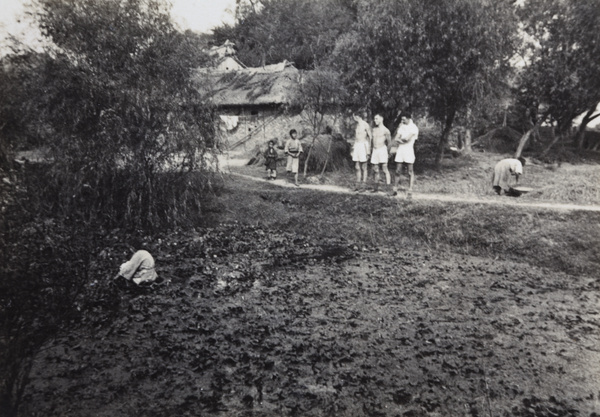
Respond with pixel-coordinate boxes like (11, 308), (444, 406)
(118, 250), (158, 284)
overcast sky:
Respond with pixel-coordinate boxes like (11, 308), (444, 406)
(0, 0), (235, 54)
(170, 0), (236, 32)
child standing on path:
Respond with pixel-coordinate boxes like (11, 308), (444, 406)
(264, 140), (278, 180)
(284, 129), (303, 186)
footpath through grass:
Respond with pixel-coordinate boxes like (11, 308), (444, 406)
(232, 151), (600, 206)
(208, 176), (600, 277)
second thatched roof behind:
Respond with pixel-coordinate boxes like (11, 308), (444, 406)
(192, 61), (301, 107)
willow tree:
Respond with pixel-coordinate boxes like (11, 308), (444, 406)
(331, 0), (518, 166)
(20, 0), (217, 230)
(516, 0), (600, 156)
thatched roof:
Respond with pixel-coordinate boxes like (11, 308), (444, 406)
(208, 40), (236, 59)
(192, 62), (301, 107)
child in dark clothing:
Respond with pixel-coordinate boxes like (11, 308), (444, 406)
(264, 140), (278, 180)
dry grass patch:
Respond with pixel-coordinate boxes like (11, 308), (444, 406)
(228, 149), (600, 206)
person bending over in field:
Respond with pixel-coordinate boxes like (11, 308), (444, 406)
(492, 157), (526, 196)
(351, 111), (372, 192)
(370, 113), (392, 193)
(390, 112), (419, 197)
(284, 129), (303, 187)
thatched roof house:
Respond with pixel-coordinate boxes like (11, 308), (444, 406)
(214, 56), (246, 71)
(191, 45), (304, 152)
(192, 60), (301, 115)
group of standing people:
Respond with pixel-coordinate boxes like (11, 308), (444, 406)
(265, 113), (526, 198)
(264, 112), (419, 195)
(352, 111), (419, 197)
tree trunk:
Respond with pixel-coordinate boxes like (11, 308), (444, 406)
(320, 135), (333, 177)
(531, 127), (541, 146)
(1, 337), (39, 417)
(464, 128), (472, 153)
(574, 103), (600, 149)
(541, 126), (567, 158)
(460, 107), (473, 153)
(514, 128), (534, 159)
(457, 129), (464, 150)
(514, 116), (545, 159)
(435, 110), (456, 167)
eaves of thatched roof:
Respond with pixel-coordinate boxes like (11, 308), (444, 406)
(192, 61), (301, 107)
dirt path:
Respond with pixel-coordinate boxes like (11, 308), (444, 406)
(229, 172), (600, 213)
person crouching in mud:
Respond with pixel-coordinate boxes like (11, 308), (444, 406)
(115, 245), (159, 287)
(492, 157), (526, 196)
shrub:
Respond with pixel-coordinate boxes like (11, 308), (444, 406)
(0, 212), (98, 417)
(2, 0), (220, 231)
(0, 1), (222, 414)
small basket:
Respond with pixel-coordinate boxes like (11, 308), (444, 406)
(508, 186), (535, 197)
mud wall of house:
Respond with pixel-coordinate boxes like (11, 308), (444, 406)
(216, 106), (354, 158)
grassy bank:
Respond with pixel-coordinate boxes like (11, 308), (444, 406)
(237, 150), (600, 206)
(207, 176), (600, 277)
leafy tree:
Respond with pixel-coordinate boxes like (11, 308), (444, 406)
(212, 0), (356, 70)
(331, 0), (518, 165)
(9, 0), (218, 230)
(0, 50), (54, 158)
(516, 0), (600, 155)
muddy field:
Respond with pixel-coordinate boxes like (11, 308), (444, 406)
(21, 220), (600, 417)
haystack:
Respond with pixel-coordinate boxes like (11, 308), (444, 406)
(246, 133), (350, 174)
(302, 134), (351, 173)
(247, 142), (286, 167)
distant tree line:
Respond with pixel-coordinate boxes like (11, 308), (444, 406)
(214, 0), (600, 163)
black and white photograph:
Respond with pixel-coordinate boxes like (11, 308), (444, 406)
(1, 0), (600, 416)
